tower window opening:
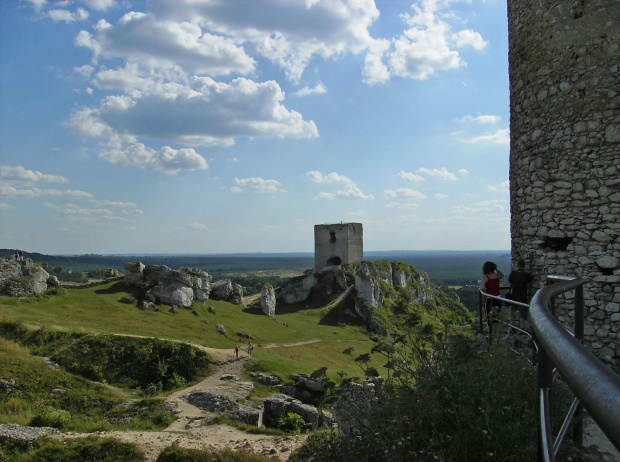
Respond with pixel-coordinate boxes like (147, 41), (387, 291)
(539, 237), (573, 251)
(329, 231), (336, 243)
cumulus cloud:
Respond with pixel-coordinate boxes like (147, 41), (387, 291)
(384, 188), (427, 200)
(70, 77), (318, 148)
(458, 168), (470, 175)
(336, 183), (374, 200)
(231, 177), (284, 194)
(0, 165), (68, 185)
(458, 114), (501, 124)
(48, 8), (89, 23)
(418, 167), (457, 181)
(76, 13), (255, 77)
(294, 83), (327, 97)
(452, 199), (507, 215)
(149, 0), (381, 83)
(465, 128), (510, 144)
(435, 193), (448, 199)
(83, 0), (117, 11)
(398, 170), (424, 182)
(189, 222), (209, 230)
(0, 202), (14, 209)
(99, 143), (208, 175)
(305, 171), (352, 184)
(454, 29), (489, 50)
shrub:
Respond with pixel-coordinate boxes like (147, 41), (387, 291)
(156, 446), (274, 462)
(277, 412), (308, 434)
(12, 436), (144, 462)
(29, 408), (72, 429)
(295, 331), (580, 462)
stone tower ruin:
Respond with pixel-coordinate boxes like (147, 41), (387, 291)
(314, 223), (363, 272)
(508, 1), (619, 367)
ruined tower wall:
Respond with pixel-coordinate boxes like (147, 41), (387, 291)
(508, 1), (620, 367)
(314, 223), (363, 272)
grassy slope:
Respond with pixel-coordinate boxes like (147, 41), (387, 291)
(0, 282), (381, 381)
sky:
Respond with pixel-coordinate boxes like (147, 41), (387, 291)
(0, 0), (511, 255)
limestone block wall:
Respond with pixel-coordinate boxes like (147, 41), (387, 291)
(314, 223), (363, 272)
(508, 1), (620, 368)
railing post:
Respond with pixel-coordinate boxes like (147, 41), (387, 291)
(478, 290), (484, 334)
(573, 285), (584, 447)
(538, 346), (554, 462)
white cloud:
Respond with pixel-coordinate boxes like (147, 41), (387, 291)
(315, 192), (336, 201)
(487, 180), (510, 194)
(458, 114), (501, 124)
(418, 167), (457, 181)
(0, 202), (13, 209)
(73, 64), (94, 77)
(384, 188), (427, 200)
(294, 83), (327, 97)
(458, 168), (470, 175)
(231, 177), (284, 194)
(398, 170), (424, 182)
(0, 165), (68, 185)
(45, 202), (129, 223)
(48, 8), (89, 23)
(189, 222), (209, 230)
(0, 185), (93, 199)
(452, 199), (507, 216)
(337, 183), (374, 200)
(24, 0), (47, 13)
(454, 29), (489, 50)
(305, 171), (352, 184)
(83, 0), (117, 11)
(149, 0), (382, 83)
(465, 128), (510, 144)
(76, 12), (255, 77)
(435, 193), (447, 199)
(70, 77), (318, 148)
(99, 143), (208, 175)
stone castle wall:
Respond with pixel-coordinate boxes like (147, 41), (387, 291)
(508, 1), (620, 367)
(314, 223), (363, 272)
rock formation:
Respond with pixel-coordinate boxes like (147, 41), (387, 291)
(0, 258), (49, 297)
(210, 279), (243, 305)
(261, 284), (276, 316)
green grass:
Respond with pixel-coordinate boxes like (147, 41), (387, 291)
(0, 281), (371, 353)
(0, 337), (174, 432)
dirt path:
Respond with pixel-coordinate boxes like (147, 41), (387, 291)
(63, 347), (306, 461)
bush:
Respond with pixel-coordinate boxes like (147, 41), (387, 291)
(156, 446), (274, 462)
(277, 412), (308, 434)
(295, 331), (580, 462)
(30, 408), (72, 429)
(12, 436), (144, 462)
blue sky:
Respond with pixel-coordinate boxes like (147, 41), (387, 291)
(0, 0), (510, 255)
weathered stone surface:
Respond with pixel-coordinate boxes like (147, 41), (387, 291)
(261, 284), (276, 316)
(508, 1), (620, 369)
(47, 275), (60, 287)
(0, 258), (49, 297)
(262, 394), (319, 429)
(147, 282), (193, 308)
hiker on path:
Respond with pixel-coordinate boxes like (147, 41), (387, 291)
(480, 261), (504, 336)
(508, 259), (534, 330)
(234, 345), (239, 359)
(247, 340), (253, 357)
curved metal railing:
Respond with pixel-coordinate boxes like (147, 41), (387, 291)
(481, 276), (620, 461)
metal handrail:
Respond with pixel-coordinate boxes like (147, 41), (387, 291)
(530, 276), (620, 461)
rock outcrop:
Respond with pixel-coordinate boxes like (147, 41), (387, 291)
(124, 262), (212, 308)
(261, 284), (276, 316)
(0, 258), (49, 297)
(210, 279), (243, 305)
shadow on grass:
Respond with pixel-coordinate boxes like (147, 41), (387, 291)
(319, 291), (364, 327)
(241, 291), (341, 317)
(95, 282), (143, 299)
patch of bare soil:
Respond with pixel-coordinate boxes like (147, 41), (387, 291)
(62, 347), (306, 461)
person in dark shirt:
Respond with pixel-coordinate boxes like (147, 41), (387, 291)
(508, 259), (534, 329)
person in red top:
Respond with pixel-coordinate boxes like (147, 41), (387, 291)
(480, 261), (504, 335)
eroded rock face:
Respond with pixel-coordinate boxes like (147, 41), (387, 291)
(123, 262), (212, 308)
(262, 394), (320, 429)
(0, 259), (49, 297)
(261, 284), (276, 316)
(210, 279), (243, 304)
